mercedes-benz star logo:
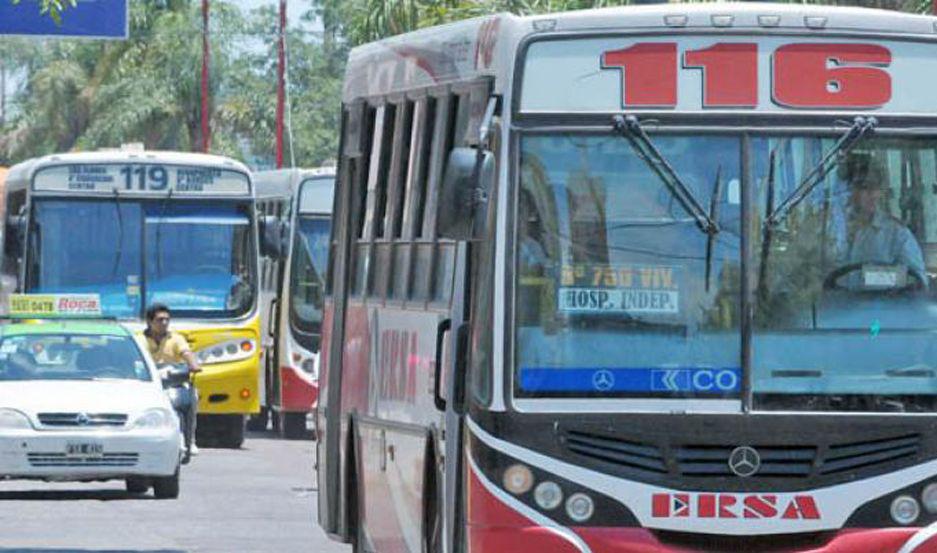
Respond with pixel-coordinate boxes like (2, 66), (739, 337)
(76, 413), (90, 426)
(728, 446), (761, 478)
(592, 370), (615, 392)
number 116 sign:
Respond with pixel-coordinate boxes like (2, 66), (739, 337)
(600, 42), (891, 109)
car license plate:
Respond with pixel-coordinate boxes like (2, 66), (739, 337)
(66, 442), (103, 459)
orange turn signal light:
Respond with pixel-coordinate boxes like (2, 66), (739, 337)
(240, 388), (251, 400)
(240, 341), (253, 352)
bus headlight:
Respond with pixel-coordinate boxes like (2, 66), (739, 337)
(891, 495), (920, 525)
(922, 483), (937, 514)
(565, 492), (595, 522)
(0, 409), (32, 429)
(196, 339), (256, 365)
(533, 481), (563, 510)
(503, 463), (534, 495)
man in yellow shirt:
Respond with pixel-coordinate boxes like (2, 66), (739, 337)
(144, 304), (201, 457)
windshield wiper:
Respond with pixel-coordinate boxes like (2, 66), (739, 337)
(704, 165), (723, 292)
(111, 189), (124, 277)
(765, 116), (877, 228)
(612, 114), (719, 236)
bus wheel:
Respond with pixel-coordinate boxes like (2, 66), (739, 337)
(245, 407), (269, 432)
(218, 414), (245, 448)
(281, 412), (308, 440)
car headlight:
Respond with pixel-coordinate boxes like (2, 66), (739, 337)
(196, 338), (256, 365)
(133, 408), (175, 429)
(0, 409), (31, 429)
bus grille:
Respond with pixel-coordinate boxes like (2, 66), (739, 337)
(675, 445), (815, 477)
(27, 453), (139, 467)
(37, 413), (128, 427)
(563, 430), (921, 479)
(565, 430), (667, 475)
(819, 434), (921, 475)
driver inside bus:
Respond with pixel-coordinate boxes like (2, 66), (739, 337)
(839, 157), (927, 288)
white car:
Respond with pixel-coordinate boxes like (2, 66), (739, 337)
(0, 320), (183, 498)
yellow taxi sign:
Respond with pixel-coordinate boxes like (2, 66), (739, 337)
(8, 294), (103, 318)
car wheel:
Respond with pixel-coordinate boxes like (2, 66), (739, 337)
(153, 468), (180, 499)
(125, 477), (149, 494)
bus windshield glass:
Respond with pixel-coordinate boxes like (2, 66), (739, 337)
(516, 133), (743, 401)
(289, 216), (331, 346)
(27, 200), (256, 319)
(515, 132), (937, 412)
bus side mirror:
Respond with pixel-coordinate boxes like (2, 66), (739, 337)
(436, 147), (494, 241)
(4, 215), (26, 259)
(260, 215), (286, 259)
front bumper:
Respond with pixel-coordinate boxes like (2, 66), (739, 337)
(0, 428), (181, 481)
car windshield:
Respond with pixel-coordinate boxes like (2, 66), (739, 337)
(26, 199), (256, 319)
(515, 132), (937, 412)
(0, 334), (150, 382)
(289, 216), (331, 348)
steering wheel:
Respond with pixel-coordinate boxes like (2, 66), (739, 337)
(822, 263), (925, 291)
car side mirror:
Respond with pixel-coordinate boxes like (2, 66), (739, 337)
(436, 147), (494, 241)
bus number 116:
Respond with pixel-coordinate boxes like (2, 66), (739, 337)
(601, 42), (891, 109)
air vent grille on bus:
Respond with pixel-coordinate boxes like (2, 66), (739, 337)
(819, 434), (921, 475)
(564, 430), (667, 475)
(675, 446), (815, 477)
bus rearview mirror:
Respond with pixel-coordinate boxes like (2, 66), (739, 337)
(260, 215), (286, 259)
(436, 147), (494, 241)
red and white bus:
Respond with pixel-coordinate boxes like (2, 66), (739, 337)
(317, 4), (937, 552)
(253, 168), (335, 438)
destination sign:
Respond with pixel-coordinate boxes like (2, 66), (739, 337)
(33, 164), (251, 196)
(557, 264), (680, 316)
(522, 37), (937, 114)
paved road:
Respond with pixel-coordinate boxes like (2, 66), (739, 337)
(0, 431), (352, 553)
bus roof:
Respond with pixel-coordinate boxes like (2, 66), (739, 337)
(5, 149), (251, 194)
(343, 2), (937, 102)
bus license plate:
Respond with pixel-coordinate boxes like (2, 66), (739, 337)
(66, 442), (103, 459)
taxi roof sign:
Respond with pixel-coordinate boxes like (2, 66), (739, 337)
(8, 294), (103, 319)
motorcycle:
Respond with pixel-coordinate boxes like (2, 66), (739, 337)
(158, 363), (197, 464)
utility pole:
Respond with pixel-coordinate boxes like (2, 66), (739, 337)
(201, 0), (211, 152)
(275, 0), (286, 168)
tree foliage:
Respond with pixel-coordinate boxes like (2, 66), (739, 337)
(0, 0), (345, 168)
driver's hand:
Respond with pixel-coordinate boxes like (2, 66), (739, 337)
(189, 366), (203, 374)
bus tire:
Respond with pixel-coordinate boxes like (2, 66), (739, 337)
(246, 407), (269, 432)
(281, 412), (308, 440)
(218, 414), (245, 448)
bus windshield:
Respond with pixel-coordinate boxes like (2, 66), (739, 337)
(289, 216), (331, 347)
(27, 199), (256, 319)
(515, 132), (937, 412)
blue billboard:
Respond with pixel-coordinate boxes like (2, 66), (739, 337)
(0, 0), (127, 39)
